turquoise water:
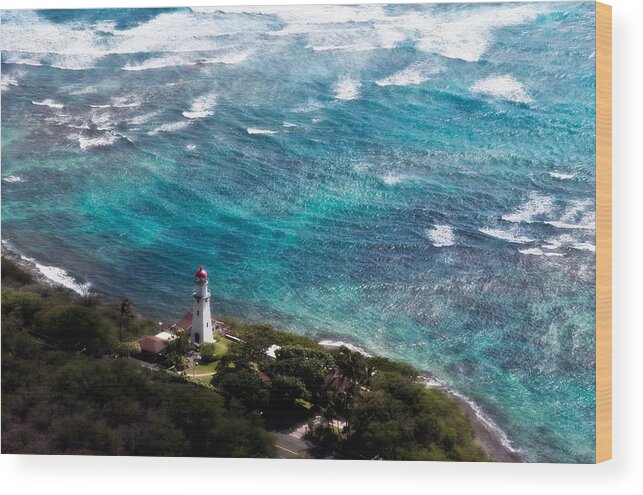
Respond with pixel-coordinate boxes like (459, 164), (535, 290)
(1, 3), (596, 462)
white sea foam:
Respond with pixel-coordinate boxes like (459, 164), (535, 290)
(68, 133), (119, 150)
(2, 4), (545, 73)
(2, 175), (23, 183)
(502, 193), (554, 223)
(318, 339), (372, 357)
(334, 76), (360, 101)
(545, 220), (595, 230)
(123, 50), (252, 72)
(3, 53), (45, 67)
(88, 110), (116, 131)
(237, 3), (541, 62)
(479, 227), (533, 244)
(572, 242), (596, 252)
(444, 387), (521, 455)
(1, 74), (20, 91)
(18, 254), (91, 296)
(127, 111), (159, 125)
(186, 144), (197, 151)
(542, 235), (595, 253)
(376, 62), (440, 87)
(2, 9), (257, 71)
(148, 120), (191, 136)
(549, 171), (575, 180)
(69, 85), (98, 95)
(426, 225), (455, 247)
(381, 173), (403, 185)
(182, 92), (217, 119)
(32, 99), (64, 109)
(545, 199), (595, 230)
(519, 247), (564, 257)
(283, 122), (297, 128)
(247, 128), (277, 135)
(90, 96), (141, 109)
(470, 75), (533, 104)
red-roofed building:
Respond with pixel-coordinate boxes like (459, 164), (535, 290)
(172, 310), (230, 338)
(175, 311), (193, 332)
(136, 335), (168, 355)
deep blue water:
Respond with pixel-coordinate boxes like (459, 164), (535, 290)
(1, 3), (596, 462)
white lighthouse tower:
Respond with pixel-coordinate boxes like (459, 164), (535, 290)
(190, 266), (214, 345)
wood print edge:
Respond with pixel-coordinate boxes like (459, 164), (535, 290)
(595, 0), (612, 464)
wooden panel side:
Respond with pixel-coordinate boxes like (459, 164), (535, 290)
(595, 1), (612, 464)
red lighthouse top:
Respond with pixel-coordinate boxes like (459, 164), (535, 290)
(195, 266), (208, 278)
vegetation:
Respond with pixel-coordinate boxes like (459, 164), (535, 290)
(1, 257), (274, 457)
(2, 256), (34, 285)
(1, 255), (488, 461)
(210, 324), (489, 461)
(161, 331), (191, 370)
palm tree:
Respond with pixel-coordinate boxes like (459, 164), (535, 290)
(119, 298), (131, 342)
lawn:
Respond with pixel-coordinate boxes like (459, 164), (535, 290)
(189, 361), (219, 374)
(188, 336), (234, 376)
(212, 336), (232, 357)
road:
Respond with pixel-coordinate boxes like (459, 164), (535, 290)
(273, 423), (314, 459)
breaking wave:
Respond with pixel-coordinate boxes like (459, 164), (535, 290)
(182, 92), (218, 119)
(376, 62), (440, 87)
(470, 75), (533, 104)
(519, 247), (564, 257)
(479, 227), (533, 244)
(549, 171), (575, 180)
(148, 120), (191, 136)
(545, 200), (595, 230)
(502, 193), (554, 223)
(32, 99), (64, 109)
(318, 339), (372, 357)
(247, 128), (277, 135)
(2, 175), (24, 183)
(334, 76), (360, 101)
(425, 225), (455, 247)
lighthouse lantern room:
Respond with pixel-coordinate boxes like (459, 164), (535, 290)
(190, 266), (214, 344)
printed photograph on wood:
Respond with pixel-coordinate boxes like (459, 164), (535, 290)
(1, 2), (611, 463)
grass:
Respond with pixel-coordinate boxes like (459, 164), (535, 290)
(189, 361), (219, 374)
(188, 336), (234, 376)
(212, 336), (232, 356)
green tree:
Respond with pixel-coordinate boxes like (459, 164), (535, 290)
(38, 305), (117, 356)
(118, 298), (132, 342)
(334, 346), (368, 386)
(271, 345), (335, 399)
(2, 289), (44, 326)
(269, 375), (309, 410)
(199, 342), (217, 363)
(212, 370), (269, 411)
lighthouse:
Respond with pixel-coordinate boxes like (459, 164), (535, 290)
(190, 266), (214, 345)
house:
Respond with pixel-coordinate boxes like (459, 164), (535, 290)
(136, 335), (168, 355)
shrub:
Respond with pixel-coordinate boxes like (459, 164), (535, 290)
(1, 257), (34, 285)
(2, 289), (44, 326)
(199, 342), (217, 363)
(38, 305), (118, 356)
(116, 341), (141, 357)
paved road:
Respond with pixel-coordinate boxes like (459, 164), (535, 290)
(273, 424), (314, 459)
(274, 434), (312, 459)
(273, 423), (336, 459)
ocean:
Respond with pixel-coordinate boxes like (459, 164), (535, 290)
(1, 2), (596, 462)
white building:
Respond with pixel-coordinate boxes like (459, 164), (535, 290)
(189, 266), (215, 345)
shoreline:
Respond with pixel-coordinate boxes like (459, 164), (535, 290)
(2, 242), (524, 462)
(319, 339), (524, 463)
(1, 241), (91, 296)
